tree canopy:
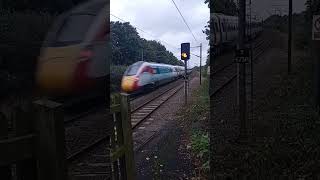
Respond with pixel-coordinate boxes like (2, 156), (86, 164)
(205, 0), (237, 16)
(111, 21), (183, 66)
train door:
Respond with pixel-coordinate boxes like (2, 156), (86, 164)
(158, 66), (166, 85)
(150, 66), (159, 85)
(164, 66), (170, 83)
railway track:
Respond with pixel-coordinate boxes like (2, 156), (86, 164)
(65, 74), (192, 162)
(211, 37), (265, 76)
(130, 83), (184, 129)
(211, 38), (272, 96)
(131, 72), (196, 151)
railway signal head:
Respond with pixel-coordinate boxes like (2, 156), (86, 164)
(181, 43), (190, 60)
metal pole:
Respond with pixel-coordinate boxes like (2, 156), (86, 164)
(288, 0), (292, 74)
(238, 0), (247, 142)
(184, 61), (187, 104)
(142, 49), (144, 61)
(249, 0), (254, 137)
(312, 3), (320, 110)
(200, 43), (202, 85)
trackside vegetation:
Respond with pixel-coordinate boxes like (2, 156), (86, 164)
(176, 76), (210, 179)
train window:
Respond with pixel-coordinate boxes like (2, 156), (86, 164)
(165, 67), (170, 73)
(152, 67), (159, 74)
(125, 62), (143, 76)
(56, 14), (95, 44)
(158, 67), (165, 74)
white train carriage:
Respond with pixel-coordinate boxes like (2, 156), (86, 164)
(211, 13), (263, 56)
(121, 61), (184, 93)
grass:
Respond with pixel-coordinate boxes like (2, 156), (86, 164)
(176, 77), (210, 179)
(211, 52), (320, 178)
(243, 54), (320, 178)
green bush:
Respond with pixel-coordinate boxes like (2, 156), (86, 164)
(110, 65), (128, 92)
(191, 130), (209, 169)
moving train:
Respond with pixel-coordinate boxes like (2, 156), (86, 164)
(211, 13), (263, 55)
(121, 61), (191, 93)
(35, 0), (109, 97)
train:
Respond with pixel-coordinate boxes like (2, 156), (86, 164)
(35, 0), (109, 97)
(121, 61), (191, 93)
(211, 13), (263, 56)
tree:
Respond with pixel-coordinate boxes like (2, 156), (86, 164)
(111, 21), (183, 66)
(205, 0), (237, 15)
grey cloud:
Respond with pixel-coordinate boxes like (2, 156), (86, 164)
(111, 0), (209, 67)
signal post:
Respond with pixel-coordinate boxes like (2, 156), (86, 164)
(181, 43), (190, 105)
(312, 14), (320, 109)
(237, 0), (248, 143)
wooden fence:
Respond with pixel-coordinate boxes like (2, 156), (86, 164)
(0, 94), (136, 180)
(110, 93), (136, 180)
(0, 99), (66, 180)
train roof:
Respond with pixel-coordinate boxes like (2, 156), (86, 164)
(66, 0), (107, 15)
(132, 61), (183, 68)
(211, 13), (262, 23)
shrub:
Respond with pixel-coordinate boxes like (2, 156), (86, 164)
(110, 65), (128, 92)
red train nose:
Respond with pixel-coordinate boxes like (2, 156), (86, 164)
(121, 76), (139, 92)
(73, 50), (93, 91)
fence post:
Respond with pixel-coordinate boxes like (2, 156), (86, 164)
(0, 111), (11, 179)
(120, 93), (135, 180)
(14, 105), (37, 180)
(33, 100), (66, 180)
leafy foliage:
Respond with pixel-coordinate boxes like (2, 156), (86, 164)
(205, 0), (237, 16)
(111, 21), (183, 66)
(263, 11), (309, 49)
(191, 131), (209, 168)
(110, 65), (127, 92)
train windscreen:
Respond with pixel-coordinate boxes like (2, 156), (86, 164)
(55, 14), (95, 45)
(124, 63), (142, 76)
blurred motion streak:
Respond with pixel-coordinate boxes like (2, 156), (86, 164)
(36, 0), (109, 96)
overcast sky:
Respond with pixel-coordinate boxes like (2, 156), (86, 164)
(111, 0), (209, 68)
(110, 0), (307, 68)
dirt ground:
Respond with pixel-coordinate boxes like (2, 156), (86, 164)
(133, 72), (201, 180)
